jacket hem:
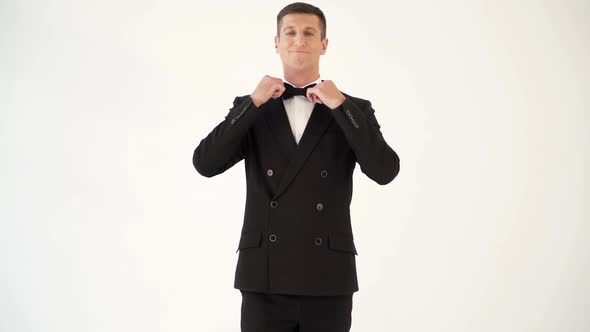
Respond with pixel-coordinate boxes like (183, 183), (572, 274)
(235, 286), (358, 296)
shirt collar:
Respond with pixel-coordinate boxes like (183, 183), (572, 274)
(282, 76), (321, 88)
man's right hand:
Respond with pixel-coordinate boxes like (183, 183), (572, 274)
(250, 75), (285, 108)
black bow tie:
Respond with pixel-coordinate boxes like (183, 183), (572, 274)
(281, 82), (317, 100)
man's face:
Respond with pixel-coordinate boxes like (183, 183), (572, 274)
(275, 13), (328, 71)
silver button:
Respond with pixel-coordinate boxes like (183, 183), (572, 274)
(267, 169), (274, 176)
(314, 237), (323, 246)
(316, 203), (324, 211)
(269, 234), (277, 242)
(320, 170), (328, 178)
(270, 201), (278, 208)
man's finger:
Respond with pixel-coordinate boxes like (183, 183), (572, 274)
(310, 93), (322, 104)
(272, 84), (285, 98)
(306, 88), (319, 101)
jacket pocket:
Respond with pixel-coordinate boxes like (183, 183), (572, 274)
(236, 231), (262, 253)
(328, 233), (358, 255)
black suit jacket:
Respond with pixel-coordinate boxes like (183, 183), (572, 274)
(193, 93), (399, 296)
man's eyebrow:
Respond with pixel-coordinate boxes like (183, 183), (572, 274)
(282, 26), (318, 31)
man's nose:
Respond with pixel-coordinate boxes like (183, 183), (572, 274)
(294, 35), (305, 46)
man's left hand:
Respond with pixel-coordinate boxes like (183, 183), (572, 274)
(306, 80), (346, 110)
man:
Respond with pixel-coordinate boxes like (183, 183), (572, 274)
(193, 2), (400, 331)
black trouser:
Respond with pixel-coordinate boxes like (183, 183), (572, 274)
(240, 290), (353, 332)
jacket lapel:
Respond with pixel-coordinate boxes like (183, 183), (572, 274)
(271, 101), (334, 199)
(263, 98), (297, 158)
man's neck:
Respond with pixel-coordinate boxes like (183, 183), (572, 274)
(283, 70), (320, 88)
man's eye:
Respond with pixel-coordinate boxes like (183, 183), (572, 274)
(285, 31), (314, 36)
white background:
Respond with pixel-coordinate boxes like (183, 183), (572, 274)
(1, 0), (588, 331)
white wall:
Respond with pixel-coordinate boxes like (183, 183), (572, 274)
(1, 0), (588, 331)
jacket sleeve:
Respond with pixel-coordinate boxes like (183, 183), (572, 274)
(330, 97), (400, 185)
(193, 95), (261, 177)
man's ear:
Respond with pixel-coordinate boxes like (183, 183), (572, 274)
(321, 38), (328, 55)
(274, 36), (279, 53)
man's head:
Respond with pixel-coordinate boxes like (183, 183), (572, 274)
(275, 2), (328, 74)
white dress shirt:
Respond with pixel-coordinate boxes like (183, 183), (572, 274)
(282, 77), (322, 145)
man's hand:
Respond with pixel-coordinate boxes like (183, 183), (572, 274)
(306, 80), (347, 110)
(250, 75), (285, 107)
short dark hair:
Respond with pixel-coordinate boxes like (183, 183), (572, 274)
(277, 2), (327, 40)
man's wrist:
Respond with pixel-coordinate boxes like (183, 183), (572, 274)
(250, 94), (264, 108)
(329, 95), (347, 110)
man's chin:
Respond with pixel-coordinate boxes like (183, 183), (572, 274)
(286, 61), (309, 70)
